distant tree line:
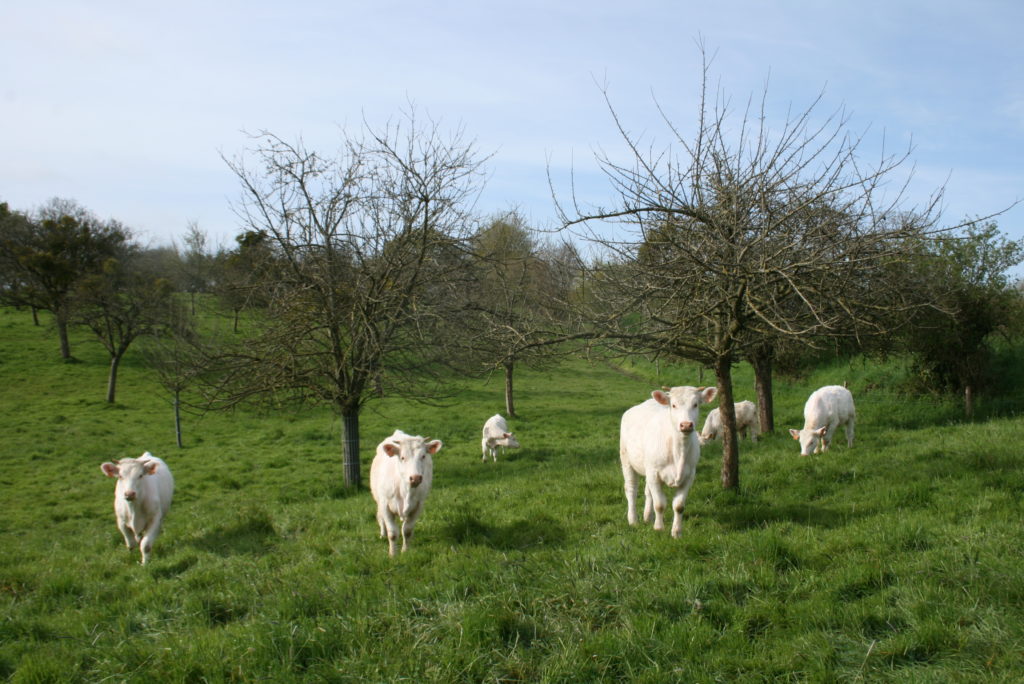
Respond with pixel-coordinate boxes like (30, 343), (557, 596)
(1, 96), (1020, 491)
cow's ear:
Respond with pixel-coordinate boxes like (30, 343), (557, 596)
(815, 427), (828, 437)
(143, 461), (159, 475)
(383, 443), (400, 457)
(503, 432), (512, 439)
(788, 429), (800, 440)
(652, 390), (670, 405)
(426, 440), (443, 455)
(700, 387), (718, 404)
(101, 462), (119, 478)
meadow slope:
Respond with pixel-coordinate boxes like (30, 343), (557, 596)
(1, 306), (1023, 682)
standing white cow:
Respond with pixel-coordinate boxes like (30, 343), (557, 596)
(370, 429), (443, 556)
(481, 414), (520, 462)
(100, 452), (174, 564)
(700, 400), (760, 444)
(789, 385), (856, 456)
(620, 385), (717, 537)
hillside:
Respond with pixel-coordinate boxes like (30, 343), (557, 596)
(1, 306), (1023, 682)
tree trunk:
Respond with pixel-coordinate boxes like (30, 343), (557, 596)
(31, 306), (39, 326)
(964, 384), (974, 420)
(504, 359), (516, 418)
(715, 354), (740, 490)
(174, 389), (183, 448)
(56, 312), (72, 360)
(750, 346), (775, 434)
(341, 410), (362, 488)
(106, 353), (121, 403)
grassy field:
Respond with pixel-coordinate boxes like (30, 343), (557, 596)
(1, 305), (1023, 682)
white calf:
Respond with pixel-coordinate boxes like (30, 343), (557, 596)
(100, 452), (174, 564)
(620, 385), (717, 537)
(700, 400), (759, 444)
(370, 429), (443, 556)
(481, 413), (520, 462)
(789, 385), (856, 456)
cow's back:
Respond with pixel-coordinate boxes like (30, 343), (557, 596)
(805, 385), (854, 427)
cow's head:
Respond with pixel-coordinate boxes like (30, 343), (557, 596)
(383, 433), (443, 488)
(789, 427), (827, 456)
(101, 456), (159, 501)
(653, 386), (717, 435)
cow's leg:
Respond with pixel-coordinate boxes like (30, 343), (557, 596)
(379, 505), (400, 556)
(671, 479), (695, 538)
(647, 474), (668, 531)
(401, 503), (421, 553)
(138, 514), (165, 565)
(846, 418), (855, 447)
(117, 518), (137, 551)
(643, 481), (654, 523)
(622, 462), (638, 525)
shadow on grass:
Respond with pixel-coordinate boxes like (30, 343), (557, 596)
(191, 512), (278, 556)
(713, 501), (866, 530)
(439, 511), (567, 551)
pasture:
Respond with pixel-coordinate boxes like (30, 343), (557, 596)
(1, 305), (1023, 682)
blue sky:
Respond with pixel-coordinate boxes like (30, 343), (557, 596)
(3, 0), (1021, 263)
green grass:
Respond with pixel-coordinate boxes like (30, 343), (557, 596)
(2, 305), (1023, 682)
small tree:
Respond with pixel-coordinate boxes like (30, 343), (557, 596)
(213, 113), (485, 487)
(0, 199), (129, 360)
(72, 249), (184, 403)
(179, 221), (214, 315)
(904, 220), (1024, 416)
(466, 212), (580, 416)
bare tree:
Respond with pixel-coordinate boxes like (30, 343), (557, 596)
(465, 212), (581, 416)
(558, 49), (947, 489)
(212, 112), (485, 487)
(71, 246), (184, 403)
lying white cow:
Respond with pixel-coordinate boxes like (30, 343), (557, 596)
(700, 400), (759, 444)
(100, 452), (174, 564)
(620, 385), (717, 537)
(370, 429), (443, 556)
(481, 413), (520, 462)
(789, 385), (856, 456)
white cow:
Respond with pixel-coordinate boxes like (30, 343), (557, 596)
(370, 429), (443, 556)
(100, 452), (174, 564)
(700, 400), (760, 444)
(481, 414), (520, 462)
(789, 385), (856, 456)
(620, 385), (717, 537)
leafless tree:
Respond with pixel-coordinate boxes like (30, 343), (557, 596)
(558, 49), (949, 489)
(464, 211), (583, 416)
(212, 112), (485, 487)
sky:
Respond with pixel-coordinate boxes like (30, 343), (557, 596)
(3, 0), (1022, 264)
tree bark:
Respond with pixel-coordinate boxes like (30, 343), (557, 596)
(342, 410), (362, 488)
(174, 389), (183, 448)
(106, 353), (121, 403)
(964, 385), (974, 420)
(504, 359), (516, 418)
(715, 354), (740, 490)
(56, 312), (72, 360)
(750, 346), (775, 434)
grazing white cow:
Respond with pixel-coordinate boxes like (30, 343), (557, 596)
(100, 452), (174, 564)
(481, 413), (520, 462)
(370, 429), (443, 556)
(620, 385), (717, 537)
(700, 400), (760, 444)
(789, 385), (856, 456)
